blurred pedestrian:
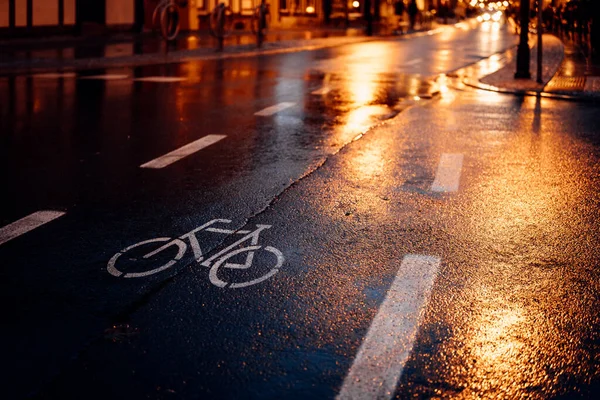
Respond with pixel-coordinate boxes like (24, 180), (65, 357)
(543, 5), (554, 33)
(439, 0), (448, 24)
(394, 1), (406, 34)
(408, 0), (418, 30)
(590, 0), (600, 54)
(565, 2), (574, 38)
(554, 5), (562, 34)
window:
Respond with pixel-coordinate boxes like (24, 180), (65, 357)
(242, 0), (253, 12)
(280, 0), (318, 14)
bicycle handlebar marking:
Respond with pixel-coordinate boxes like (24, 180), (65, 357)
(107, 219), (284, 288)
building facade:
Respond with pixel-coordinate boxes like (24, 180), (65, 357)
(195, 0), (324, 29)
(0, 0), (463, 38)
(0, 0), (330, 37)
(0, 0), (143, 36)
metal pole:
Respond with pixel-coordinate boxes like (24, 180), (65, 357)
(515, 0), (531, 79)
(345, 1), (349, 29)
(365, 0), (373, 36)
(536, 0), (543, 83)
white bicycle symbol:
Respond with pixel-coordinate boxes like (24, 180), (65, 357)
(107, 219), (284, 288)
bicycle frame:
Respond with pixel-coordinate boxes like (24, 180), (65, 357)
(144, 219), (272, 267)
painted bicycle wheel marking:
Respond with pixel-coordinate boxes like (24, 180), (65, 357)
(107, 219), (284, 288)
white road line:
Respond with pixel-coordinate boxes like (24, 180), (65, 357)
(33, 72), (77, 79)
(431, 153), (464, 193)
(401, 58), (423, 67)
(134, 77), (187, 83)
(584, 77), (600, 92)
(337, 254), (441, 400)
(80, 74), (129, 80)
(204, 228), (251, 234)
(254, 102), (296, 116)
(311, 86), (331, 95)
(312, 74), (331, 95)
(464, 53), (485, 60)
(0, 211), (66, 246)
(140, 134), (226, 169)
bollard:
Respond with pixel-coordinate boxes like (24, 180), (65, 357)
(515, 0), (531, 79)
(537, 0), (543, 84)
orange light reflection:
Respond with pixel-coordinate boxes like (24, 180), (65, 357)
(454, 96), (596, 396)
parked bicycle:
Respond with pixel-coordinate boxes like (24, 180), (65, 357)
(107, 219), (284, 289)
(251, 0), (271, 47)
(420, 11), (434, 30)
(209, 3), (234, 50)
(152, 0), (183, 41)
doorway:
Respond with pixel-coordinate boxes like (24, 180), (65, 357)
(77, 0), (106, 25)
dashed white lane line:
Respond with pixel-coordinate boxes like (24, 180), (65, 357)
(584, 77), (600, 92)
(254, 102), (296, 116)
(337, 254), (441, 400)
(312, 74), (331, 95)
(33, 72), (77, 79)
(80, 74), (129, 80)
(401, 58), (423, 67)
(134, 76), (187, 83)
(0, 211), (66, 246)
(140, 134), (226, 169)
(431, 153), (464, 193)
(311, 86), (331, 95)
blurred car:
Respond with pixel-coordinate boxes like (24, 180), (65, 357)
(477, 9), (504, 23)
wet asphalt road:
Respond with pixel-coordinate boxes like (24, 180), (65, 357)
(2, 21), (600, 399)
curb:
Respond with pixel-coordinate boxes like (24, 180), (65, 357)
(464, 77), (600, 102)
(461, 39), (600, 103)
(0, 26), (447, 76)
(0, 36), (373, 76)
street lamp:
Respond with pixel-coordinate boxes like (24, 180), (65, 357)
(515, 0), (531, 79)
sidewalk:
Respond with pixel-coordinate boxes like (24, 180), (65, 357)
(464, 34), (600, 101)
(4, 24), (598, 102)
(0, 23), (439, 76)
(0, 28), (372, 75)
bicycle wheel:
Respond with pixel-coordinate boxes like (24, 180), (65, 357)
(152, 2), (166, 33)
(160, 3), (180, 41)
(107, 237), (186, 278)
(208, 245), (283, 289)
